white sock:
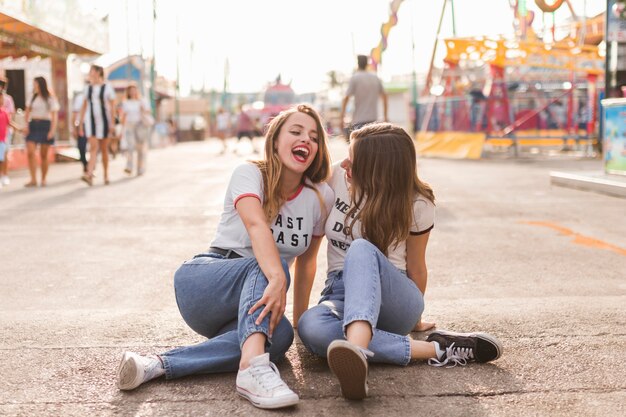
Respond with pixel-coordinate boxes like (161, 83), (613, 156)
(433, 341), (444, 360)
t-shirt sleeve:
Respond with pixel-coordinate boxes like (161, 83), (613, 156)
(345, 76), (356, 96)
(229, 163), (263, 208)
(72, 94), (84, 112)
(4, 95), (15, 114)
(313, 183), (335, 237)
(105, 84), (116, 101)
(410, 197), (435, 235)
(49, 97), (60, 112)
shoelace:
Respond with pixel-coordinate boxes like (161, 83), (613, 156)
(250, 362), (286, 391)
(357, 347), (375, 359)
(428, 342), (474, 368)
(143, 356), (165, 381)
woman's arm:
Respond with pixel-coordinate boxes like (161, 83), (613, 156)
(22, 107), (30, 134)
(236, 196), (289, 337)
(292, 236), (323, 328)
(48, 109), (58, 139)
(406, 232), (435, 331)
(78, 100), (87, 136)
(107, 99), (116, 136)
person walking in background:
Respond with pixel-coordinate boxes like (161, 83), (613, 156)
(298, 123), (502, 400)
(22, 76), (59, 187)
(120, 85), (151, 176)
(340, 55), (388, 140)
(215, 107), (231, 154)
(0, 77), (15, 186)
(115, 104), (333, 410)
(71, 88), (88, 175)
(166, 118), (177, 145)
(78, 65), (116, 186)
(236, 104), (256, 152)
(0, 94), (21, 189)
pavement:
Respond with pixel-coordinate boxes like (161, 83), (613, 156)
(1, 137), (625, 416)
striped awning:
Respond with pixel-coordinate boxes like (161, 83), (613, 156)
(0, 12), (100, 58)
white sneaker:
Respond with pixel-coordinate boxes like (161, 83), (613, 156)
(0, 176), (8, 186)
(236, 353), (299, 409)
(116, 351), (165, 390)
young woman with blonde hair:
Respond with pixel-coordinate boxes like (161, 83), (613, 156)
(116, 104), (333, 410)
(298, 123), (503, 400)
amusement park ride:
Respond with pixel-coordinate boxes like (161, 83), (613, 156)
(374, 0), (605, 157)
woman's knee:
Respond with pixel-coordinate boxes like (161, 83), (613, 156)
(348, 238), (377, 254)
(298, 308), (334, 357)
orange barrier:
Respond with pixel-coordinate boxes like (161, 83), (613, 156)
(6, 145), (71, 171)
(415, 132), (485, 159)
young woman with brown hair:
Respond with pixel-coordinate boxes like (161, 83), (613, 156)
(115, 104), (333, 410)
(22, 76), (59, 187)
(298, 123), (503, 400)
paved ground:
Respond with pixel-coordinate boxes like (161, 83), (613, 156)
(1, 137), (625, 416)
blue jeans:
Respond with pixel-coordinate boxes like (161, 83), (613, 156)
(298, 239), (424, 366)
(159, 253), (295, 379)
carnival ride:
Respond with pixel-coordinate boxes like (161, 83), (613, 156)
(371, 0), (605, 158)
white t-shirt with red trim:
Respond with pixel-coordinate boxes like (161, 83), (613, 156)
(325, 163), (435, 272)
(210, 163), (334, 264)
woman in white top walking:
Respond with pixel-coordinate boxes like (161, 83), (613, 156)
(78, 65), (116, 186)
(120, 85), (151, 176)
(22, 76), (59, 187)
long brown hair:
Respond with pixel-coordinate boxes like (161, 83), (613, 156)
(346, 123), (435, 255)
(253, 104), (331, 221)
(30, 76), (54, 107)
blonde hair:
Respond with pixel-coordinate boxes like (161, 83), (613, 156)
(253, 104), (331, 221)
(346, 123), (435, 255)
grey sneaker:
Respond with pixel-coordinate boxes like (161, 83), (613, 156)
(327, 340), (374, 400)
(116, 351), (165, 390)
(427, 330), (503, 367)
(236, 353), (299, 409)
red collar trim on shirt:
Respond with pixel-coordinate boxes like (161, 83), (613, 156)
(287, 184), (305, 201)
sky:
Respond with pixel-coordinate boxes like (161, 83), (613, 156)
(91, 0), (605, 95)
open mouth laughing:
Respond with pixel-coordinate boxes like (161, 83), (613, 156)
(292, 145), (311, 163)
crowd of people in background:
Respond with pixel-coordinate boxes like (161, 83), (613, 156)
(0, 65), (163, 190)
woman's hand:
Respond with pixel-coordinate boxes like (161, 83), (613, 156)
(22, 126), (29, 136)
(47, 130), (54, 140)
(78, 124), (84, 137)
(248, 278), (287, 337)
(413, 320), (436, 332)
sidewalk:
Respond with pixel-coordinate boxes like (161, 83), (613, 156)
(550, 169), (626, 198)
(1, 138), (624, 416)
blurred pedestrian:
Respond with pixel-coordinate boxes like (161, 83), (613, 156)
(71, 88), (88, 175)
(78, 65), (116, 186)
(0, 93), (21, 189)
(236, 104), (255, 145)
(215, 107), (230, 154)
(120, 85), (151, 176)
(340, 55), (388, 140)
(0, 77), (15, 186)
(22, 76), (59, 187)
(298, 123), (502, 400)
(115, 104), (333, 410)
(166, 118), (177, 145)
